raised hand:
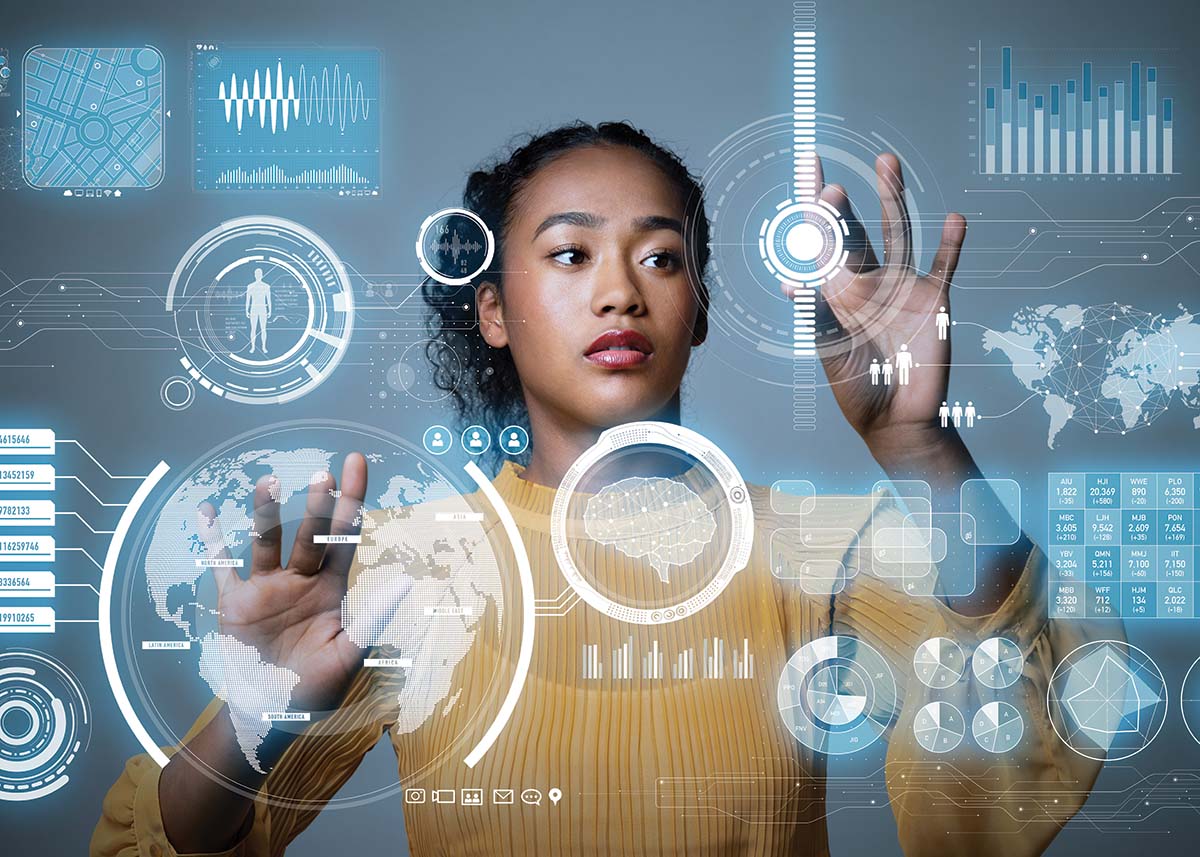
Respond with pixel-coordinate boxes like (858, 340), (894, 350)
(196, 453), (371, 716)
(808, 154), (966, 457)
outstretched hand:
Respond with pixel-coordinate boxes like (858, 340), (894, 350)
(197, 453), (370, 716)
(803, 153), (966, 461)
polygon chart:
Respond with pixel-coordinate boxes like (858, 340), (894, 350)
(1048, 640), (1166, 761)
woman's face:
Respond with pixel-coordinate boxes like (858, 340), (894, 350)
(478, 145), (704, 434)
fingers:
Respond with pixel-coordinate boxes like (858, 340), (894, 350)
(928, 213), (967, 293)
(197, 502), (236, 595)
(288, 471), (337, 575)
(819, 182), (879, 272)
(251, 475), (283, 575)
(814, 153), (825, 194)
(876, 154), (913, 270)
(323, 453), (369, 576)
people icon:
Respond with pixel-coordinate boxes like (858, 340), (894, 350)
(881, 358), (893, 386)
(935, 306), (950, 341)
(951, 401), (963, 428)
(869, 358), (881, 386)
(499, 425), (529, 455)
(461, 425), (491, 454)
(939, 401), (950, 428)
(423, 424), (452, 455)
(894, 344), (913, 386)
(244, 267), (272, 355)
(964, 400), (977, 428)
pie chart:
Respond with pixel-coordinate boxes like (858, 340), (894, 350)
(913, 637), (966, 689)
(912, 701), (965, 753)
(971, 701), (1024, 753)
(777, 635), (896, 755)
(805, 664), (869, 725)
(972, 637), (1024, 689)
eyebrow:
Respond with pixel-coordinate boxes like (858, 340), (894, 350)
(631, 215), (683, 235)
(533, 211), (604, 238)
(532, 211), (684, 238)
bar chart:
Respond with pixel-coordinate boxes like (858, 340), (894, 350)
(977, 43), (1177, 176)
(580, 638), (756, 681)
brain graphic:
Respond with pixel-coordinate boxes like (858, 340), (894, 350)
(582, 477), (717, 583)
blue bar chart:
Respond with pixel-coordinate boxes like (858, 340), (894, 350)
(978, 43), (1177, 176)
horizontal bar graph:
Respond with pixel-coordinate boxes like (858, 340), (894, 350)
(980, 43), (1177, 176)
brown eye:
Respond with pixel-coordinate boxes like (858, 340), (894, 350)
(641, 251), (679, 270)
(550, 247), (588, 266)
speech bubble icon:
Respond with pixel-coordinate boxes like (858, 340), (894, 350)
(521, 788), (542, 805)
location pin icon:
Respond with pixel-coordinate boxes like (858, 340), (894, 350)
(548, 787), (562, 806)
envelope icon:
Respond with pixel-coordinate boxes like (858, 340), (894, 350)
(493, 788), (514, 805)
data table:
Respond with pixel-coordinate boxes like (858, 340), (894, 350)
(1049, 472), (1196, 619)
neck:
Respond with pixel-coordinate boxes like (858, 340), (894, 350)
(519, 395), (682, 488)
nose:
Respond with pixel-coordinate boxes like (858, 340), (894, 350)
(589, 258), (645, 318)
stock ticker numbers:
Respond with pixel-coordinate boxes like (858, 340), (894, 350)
(1049, 472), (1199, 618)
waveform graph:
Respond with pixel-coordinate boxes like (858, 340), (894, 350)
(193, 45), (381, 194)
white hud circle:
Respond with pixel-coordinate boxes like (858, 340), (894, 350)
(550, 422), (755, 625)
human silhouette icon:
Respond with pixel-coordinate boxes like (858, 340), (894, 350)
(881, 358), (893, 386)
(935, 306), (950, 341)
(938, 401), (950, 428)
(951, 401), (963, 428)
(244, 268), (272, 355)
(894, 344), (914, 386)
(964, 401), (977, 428)
(869, 358), (881, 385)
(469, 430), (483, 448)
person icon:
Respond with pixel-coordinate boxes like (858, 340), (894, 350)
(423, 425), (452, 455)
(951, 401), (963, 428)
(935, 306), (950, 341)
(964, 400), (977, 428)
(869, 358), (881, 386)
(938, 401), (950, 428)
(507, 431), (521, 449)
(881, 358), (893, 386)
(244, 267), (272, 355)
(894, 344), (914, 386)
(460, 425), (491, 454)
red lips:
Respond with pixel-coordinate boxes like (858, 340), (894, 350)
(584, 329), (654, 369)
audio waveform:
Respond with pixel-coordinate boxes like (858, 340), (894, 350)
(431, 230), (484, 263)
(217, 62), (374, 134)
(214, 163), (374, 186)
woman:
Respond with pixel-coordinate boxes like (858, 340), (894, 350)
(94, 122), (1103, 856)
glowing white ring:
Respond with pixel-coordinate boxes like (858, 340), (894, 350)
(759, 198), (849, 286)
(550, 422), (754, 625)
(416, 207), (496, 286)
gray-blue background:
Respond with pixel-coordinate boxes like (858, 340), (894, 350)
(2, 0), (1198, 853)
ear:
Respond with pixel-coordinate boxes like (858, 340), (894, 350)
(476, 281), (509, 349)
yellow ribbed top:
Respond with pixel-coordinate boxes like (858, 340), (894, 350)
(92, 462), (1101, 857)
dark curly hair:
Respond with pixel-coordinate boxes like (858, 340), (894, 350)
(421, 120), (711, 463)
